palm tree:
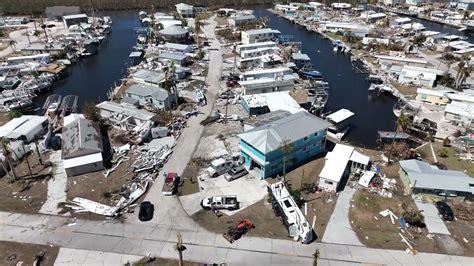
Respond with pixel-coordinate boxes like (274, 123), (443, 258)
(194, 17), (201, 51)
(279, 139), (294, 182)
(8, 40), (17, 53)
(388, 112), (410, 164)
(163, 65), (176, 115)
(175, 232), (185, 266)
(454, 55), (471, 89)
(1, 138), (17, 181)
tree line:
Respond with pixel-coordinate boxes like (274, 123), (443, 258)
(0, 0), (279, 15)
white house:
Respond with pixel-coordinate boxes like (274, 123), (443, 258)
(175, 3), (194, 18)
(238, 75), (297, 95)
(398, 65), (444, 88)
(96, 101), (156, 134)
(228, 14), (256, 27)
(62, 117), (103, 177)
(236, 41), (277, 55)
(319, 144), (370, 192)
(0, 115), (48, 143)
(444, 101), (474, 127)
(241, 28), (280, 45)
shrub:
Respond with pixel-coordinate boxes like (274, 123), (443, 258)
(438, 148), (449, 158)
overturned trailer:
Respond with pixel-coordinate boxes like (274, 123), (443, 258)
(268, 181), (314, 244)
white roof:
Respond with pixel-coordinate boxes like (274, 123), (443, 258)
(0, 116), (30, 138)
(242, 67), (290, 77)
(6, 116), (48, 139)
(367, 13), (386, 19)
(358, 171), (375, 188)
(350, 150), (370, 166)
(158, 20), (182, 29)
(326, 109), (354, 124)
(242, 91), (302, 114)
(319, 144), (354, 183)
(236, 41), (276, 50)
(375, 55), (427, 65)
(445, 101), (474, 119)
(395, 17), (411, 23)
(417, 88), (448, 98)
(63, 152), (103, 169)
(244, 28), (280, 36)
(64, 114), (85, 127)
(446, 93), (474, 104)
(63, 14), (88, 20)
(211, 158), (226, 167)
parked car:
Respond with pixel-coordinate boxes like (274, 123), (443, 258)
(224, 165), (248, 182)
(435, 201), (454, 221)
(206, 158), (233, 177)
(138, 201), (154, 221)
(201, 195), (240, 210)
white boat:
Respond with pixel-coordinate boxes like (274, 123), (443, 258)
(9, 98), (33, 110)
(47, 102), (60, 113)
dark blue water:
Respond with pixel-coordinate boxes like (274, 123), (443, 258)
(253, 8), (397, 148)
(34, 10), (139, 109)
(410, 16), (474, 43)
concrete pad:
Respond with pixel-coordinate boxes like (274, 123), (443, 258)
(138, 239), (166, 257)
(225, 248), (271, 265)
(235, 237), (272, 253)
(193, 135), (229, 160)
(415, 201), (451, 235)
(180, 172), (267, 216)
(40, 151), (67, 215)
(270, 254), (313, 265)
(322, 188), (363, 246)
(54, 247), (142, 265)
(271, 238), (296, 255)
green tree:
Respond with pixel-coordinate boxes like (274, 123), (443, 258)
(279, 139), (294, 182)
(412, 34), (426, 49)
(82, 102), (100, 122)
(7, 109), (22, 119)
(163, 63), (177, 115)
(454, 55), (471, 89)
(1, 138), (17, 181)
(388, 112), (410, 164)
(438, 148), (449, 158)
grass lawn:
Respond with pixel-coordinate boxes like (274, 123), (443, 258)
(418, 142), (474, 177)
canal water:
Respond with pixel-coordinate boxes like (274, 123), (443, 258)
(34, 10), (140, 110)
(253, 7), (397, 148)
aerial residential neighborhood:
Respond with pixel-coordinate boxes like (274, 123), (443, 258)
(0, 0), (473, 265)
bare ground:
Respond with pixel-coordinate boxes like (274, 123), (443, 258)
(0, 153), (51, 214)
(0, 241), (59, 266)
(192, 198), (289, 240)
(349, 190), (445, 254)
(134, 257), (199, 266)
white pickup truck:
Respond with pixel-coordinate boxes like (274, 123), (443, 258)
(201, 195), (240, 210)
(206, 158), (233, 177)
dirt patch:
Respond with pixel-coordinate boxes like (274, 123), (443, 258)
(192, 198), (289, 239)
(0, 153), (51, 214)
(179, 160), (201, 196)
(349, 190), (444, 254)
(390, 80), (418, 96)
(284, 157), (337, 240)
(0, 241), (59, 266)
(0, 113), (10, 126)
(445, 200), (474, 256)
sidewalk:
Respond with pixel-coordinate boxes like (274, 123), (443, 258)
(0, 211), (473, 265)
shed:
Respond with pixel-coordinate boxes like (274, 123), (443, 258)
(45, 6), (80, 21)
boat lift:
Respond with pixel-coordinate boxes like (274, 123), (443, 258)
(60, 95), (79, 117)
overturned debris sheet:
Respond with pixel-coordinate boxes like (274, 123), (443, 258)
(66, 197), (119, 217)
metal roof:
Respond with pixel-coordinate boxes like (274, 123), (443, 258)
(127, 83), (169, 101)
(244, 28), (281, 35)
(326, 109), (354, 124)
(159, 26), (189, 36)
(158, 52), (188, 61)
(292, 52), (311, 61)
(62, 118), (102, 159)
(63, 14), (88, 20)
(239, 111), (331, 154)
(164, 43), (191, 51)
(132, 69), (166, 84)
(96, 101), (156, 121)
(400, 159), (474, 194)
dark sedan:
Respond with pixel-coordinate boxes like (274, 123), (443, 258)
(435, 201), (454, 221)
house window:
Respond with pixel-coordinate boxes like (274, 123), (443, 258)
(314, 132), (318, 137)
(324, 180), (333, 185)
(304, 136), (308, 141)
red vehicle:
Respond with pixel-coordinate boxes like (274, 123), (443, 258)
(223, 219), (254, 243)
(162, 172), (180, 196)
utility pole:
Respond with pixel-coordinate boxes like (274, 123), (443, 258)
(175, 232), (185, 266)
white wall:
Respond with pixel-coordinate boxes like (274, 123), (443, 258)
(319, 177), (338, 191)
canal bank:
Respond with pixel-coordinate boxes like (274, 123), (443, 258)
(33, 10), (140, 110)
(253, 7), (397, 149)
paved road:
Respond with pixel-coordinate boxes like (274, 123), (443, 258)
(322, 188), (363, 246)
(1, 211), (473, 265)
(127, 15), (223, 229)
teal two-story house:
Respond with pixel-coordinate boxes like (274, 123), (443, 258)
(238, 111), (331, 179)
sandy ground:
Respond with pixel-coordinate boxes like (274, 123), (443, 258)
(0, 241), (59, 266)
(0, 153), (51, 214)
(192, 198), (289, 240)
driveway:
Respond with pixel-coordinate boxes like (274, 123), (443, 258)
(322, 188), (363, 246)
(415, 201), (451, 235)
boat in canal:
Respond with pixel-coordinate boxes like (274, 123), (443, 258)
(324, 109), (355, 142)
(43, 94), (62, 115)
(59, 95), (79, 116)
